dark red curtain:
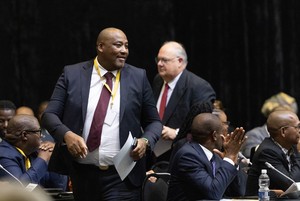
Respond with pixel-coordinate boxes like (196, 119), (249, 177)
(1, 0), (299, 131)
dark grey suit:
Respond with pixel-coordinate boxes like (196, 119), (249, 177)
(246, 137), (300, 195)
(152, 69), (216, 162)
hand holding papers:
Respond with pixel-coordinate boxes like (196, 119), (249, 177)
(113, 132), (137, 180)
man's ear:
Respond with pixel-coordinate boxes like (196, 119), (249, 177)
(97, 43), (103, 53)
(280, 127), (286, 137)
(178, 57), (183, 63)
(212, 131), (217, 141)
(21, 131), (28, 141)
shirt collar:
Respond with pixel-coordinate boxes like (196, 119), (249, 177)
(166, 71), (183, 90)
(199, 144), (213, 161)
(95, 59), (118, 78)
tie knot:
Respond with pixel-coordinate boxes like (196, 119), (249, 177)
(210, 155), (215, 162)
(165, 83), (169, 89)
(287, 149), (294, 156)
(104, 72), (114, 80)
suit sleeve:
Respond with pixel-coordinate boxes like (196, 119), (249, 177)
(224, 163), (248, 197)
(140, 70), (162, 149)
(177, 151), (238, 200)
(0, 155), (48, 185)
(42, 68), (71, 142)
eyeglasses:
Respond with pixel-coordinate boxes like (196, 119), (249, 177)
(23, 129), (42, 137)
(155, 57), (178, 64)
(222, 121), (230, 126)
(280, 124), (300, 131)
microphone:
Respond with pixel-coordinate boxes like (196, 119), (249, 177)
(0, 164), (38, 192)
(238, 152), (252, 165)
(265, 162), (295, 183)
(266, 162), (300, 198)
(0, 164), (24, 187)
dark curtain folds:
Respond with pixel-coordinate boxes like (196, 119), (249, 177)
(0, 0), (299, 131)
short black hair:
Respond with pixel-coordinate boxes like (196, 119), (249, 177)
(0, 100), (16, 110)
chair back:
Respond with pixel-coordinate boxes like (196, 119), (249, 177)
(141, 172), (171, 201)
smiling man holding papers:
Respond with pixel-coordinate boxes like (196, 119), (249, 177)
(42, 27), (162, 201)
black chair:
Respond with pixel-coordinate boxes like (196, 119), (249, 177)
(141, 172), (171, 201)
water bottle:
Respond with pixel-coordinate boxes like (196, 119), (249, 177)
(258, 169), (270, 201)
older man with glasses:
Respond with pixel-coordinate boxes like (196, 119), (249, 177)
(0, 114), (67, 189)
(150, 41), (216, 168)
(246, 110), (300, 196)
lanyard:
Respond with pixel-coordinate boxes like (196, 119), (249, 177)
(94, 57), (120, 108)
(15, 147), (31, 170)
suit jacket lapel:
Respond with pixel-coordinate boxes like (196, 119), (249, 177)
(119, 65), (128, 123)
(190, 141), (215, 176)
(153, 75), (164, 102)
(80, 60), (93, 123)
(163, 70), (188, 123)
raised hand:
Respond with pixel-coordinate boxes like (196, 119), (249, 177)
(214, 127), (246, 164)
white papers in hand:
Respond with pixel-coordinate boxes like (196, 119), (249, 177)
(281, 182), (300, 196)
(153, 137), (172, 157)
(113, 132), (136, 180)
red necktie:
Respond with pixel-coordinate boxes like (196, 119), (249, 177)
(159, 83), (169, 120)
(87, 72), (113, 152)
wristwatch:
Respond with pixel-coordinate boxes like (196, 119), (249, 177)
(142, 137), (149, 148)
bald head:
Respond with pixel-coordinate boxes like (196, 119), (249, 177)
(6, 115), (39, 140)
(191, 113), (223, 143)
(16, 106), (34, 116)
(267, 111), (299, 132)
(96, 27), (128, 71)
(160, 41), (188, 64)
(97, 27), (126, 44)
(157, 41), (188, 82)
(267, 110), (300, 149)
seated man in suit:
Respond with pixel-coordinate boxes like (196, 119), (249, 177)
(241, 92), (298, 158)
(0, 114), (67, 189)
(246, 110), (300, 196)
(167, 113), (246, 200)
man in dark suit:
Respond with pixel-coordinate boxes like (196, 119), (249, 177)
(246, 110), (300, 196)
(167, 113), (246, 200)
(0, 115), (66, 189)
(152, 41), (216, 163)
(42, 27), (162, 201)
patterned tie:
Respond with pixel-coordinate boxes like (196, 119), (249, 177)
(287, 149), (294, 171)
(159, 83), (169, 120)
(210, 156), (216, 177)
(87, 72), (113, 152)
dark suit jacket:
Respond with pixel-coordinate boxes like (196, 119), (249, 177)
(246, 137), (300, 195)
(0, 140), (67, 189)
(42, 59), (162, 187)
(240, 124), (269, 158)
(152, 69), (216, 161)
(167, 141), (245, 201)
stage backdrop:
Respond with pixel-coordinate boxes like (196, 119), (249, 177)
(1, 0), (299, 131)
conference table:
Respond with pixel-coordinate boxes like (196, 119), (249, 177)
(44, 188), (74, 201)
(198, 195), (300, 201)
